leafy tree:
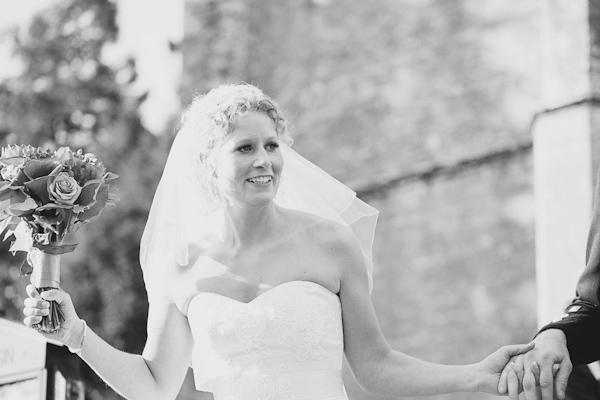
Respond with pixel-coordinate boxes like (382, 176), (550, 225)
(0, 1), (171, 398)
(0, 0), (119, 147)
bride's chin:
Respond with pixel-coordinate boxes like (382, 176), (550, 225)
(225, 193), (277, 209)
(249, 195), (277, 206)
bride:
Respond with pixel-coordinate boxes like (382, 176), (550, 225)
(24, 83), (532, 400)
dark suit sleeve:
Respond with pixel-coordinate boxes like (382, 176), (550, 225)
(537, 169), (600, 366)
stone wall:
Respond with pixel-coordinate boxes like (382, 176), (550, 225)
(340, 148), (537, 400)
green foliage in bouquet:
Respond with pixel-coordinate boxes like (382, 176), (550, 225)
(0, 144), (118, 259)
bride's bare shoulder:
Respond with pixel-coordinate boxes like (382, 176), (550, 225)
(280, 208), (356, 246)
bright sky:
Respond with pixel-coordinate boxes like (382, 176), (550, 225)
(0, 0), (58, 83)
(0, 0), (60, 30)
(113, 0), (185, 133)
(0, 0), (184, 133)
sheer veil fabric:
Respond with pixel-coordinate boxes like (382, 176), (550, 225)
(139, 125), (379, 392)
(140, 126), (379, 300)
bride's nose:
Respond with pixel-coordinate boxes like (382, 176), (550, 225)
(253, 150), (272, 168)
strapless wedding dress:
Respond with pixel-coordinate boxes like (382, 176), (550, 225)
(187, 280), (348, 400)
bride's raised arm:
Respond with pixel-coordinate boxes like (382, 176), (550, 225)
(23, 282), (193, 400)
(332, 222), (533, 397)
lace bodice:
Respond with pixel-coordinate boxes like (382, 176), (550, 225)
(187, 280), (348, 400)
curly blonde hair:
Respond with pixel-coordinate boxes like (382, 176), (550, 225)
(179, 83), (293, 206)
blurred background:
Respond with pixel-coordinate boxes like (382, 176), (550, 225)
(0, 0), (598, 399)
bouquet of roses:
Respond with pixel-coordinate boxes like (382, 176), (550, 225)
(0, 144), (117, 333)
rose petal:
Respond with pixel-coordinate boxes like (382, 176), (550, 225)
(55, 147), (74, 167)
(11, 169), (30, 187)
(0, 214), (19, 236)
(72, 160), (105, 183)
(107, 191), (119, 204)
(0, 156), (25, 167)
(79, 183), (109, 221)
(0, 189), (38, 216)
(10, 222), (34, 254)
(0, 187), (24, 204)
(75, 180), (101, 206)
(22, 159), (61, 180)
(8, 197), (38, 216)
(104, 172), (119, 181)
(24, 175), (54, 204)
(1, 145), (19, 158)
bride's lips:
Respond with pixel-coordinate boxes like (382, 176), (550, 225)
(246, 175), (273, 185)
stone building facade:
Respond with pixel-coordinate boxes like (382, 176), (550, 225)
(177, 1), (597, 399)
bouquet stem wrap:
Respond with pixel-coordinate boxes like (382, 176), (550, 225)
(29, 248), (64, 333)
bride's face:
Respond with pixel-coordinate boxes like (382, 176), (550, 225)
(213, 112), (283, 207)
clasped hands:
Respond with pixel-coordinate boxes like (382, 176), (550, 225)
(498, 329), (572, 400)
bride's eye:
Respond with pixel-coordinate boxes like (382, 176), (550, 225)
(266, 142), (279, 151)
(238, 145), (252, 153)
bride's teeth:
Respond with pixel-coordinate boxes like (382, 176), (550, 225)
(248, 176), (272, 184)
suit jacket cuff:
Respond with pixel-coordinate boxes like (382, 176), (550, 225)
(536, 300), (600, 366)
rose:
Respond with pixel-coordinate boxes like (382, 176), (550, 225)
(1, 163), (22, 181)
(72, 158), (105, 185)
(48, 172), (82, 205)
(1, 144), (50, 160)
(1, 144), (29, 158)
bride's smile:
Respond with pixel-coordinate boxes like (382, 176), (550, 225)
(246, 175), (273, 185)
(214, 112), (283, 207)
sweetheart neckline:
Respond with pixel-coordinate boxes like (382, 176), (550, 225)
(190, 280), (337, 306)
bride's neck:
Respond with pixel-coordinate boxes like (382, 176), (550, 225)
(221, 201), (281, 248)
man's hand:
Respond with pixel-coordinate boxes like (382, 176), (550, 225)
(498, 329), (572, 400)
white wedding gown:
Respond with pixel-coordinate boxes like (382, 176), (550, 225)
(187, 280), (349, 400)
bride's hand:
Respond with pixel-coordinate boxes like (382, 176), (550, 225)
(23, 284), (85, 350)
(475, 342), (535, 395)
